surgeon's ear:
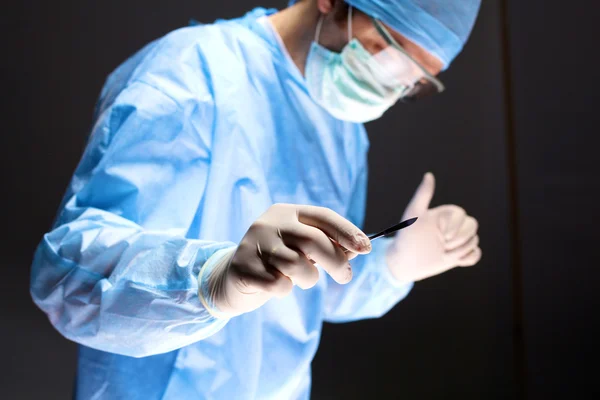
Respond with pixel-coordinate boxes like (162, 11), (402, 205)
(316, 0), (336, 15)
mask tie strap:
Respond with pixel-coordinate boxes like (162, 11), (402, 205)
(316, 6), (353, 45)
(347, 5), (353, 42)
(315, 15), (325, 44)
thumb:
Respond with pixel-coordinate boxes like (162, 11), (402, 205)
(404, 172), (436, 217)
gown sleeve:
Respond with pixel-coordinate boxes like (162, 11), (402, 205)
(30, 81), (235, 358)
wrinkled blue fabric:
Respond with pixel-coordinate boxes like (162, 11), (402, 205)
(30, 8), (412, 400)
(290, 0), (481, 69)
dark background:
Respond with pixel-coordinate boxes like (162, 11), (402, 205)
(1, 0), (598, 398)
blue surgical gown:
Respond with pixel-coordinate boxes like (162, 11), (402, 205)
(30, 8), (412, 399)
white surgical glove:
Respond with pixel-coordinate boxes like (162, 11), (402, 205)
(199, 204), (372, 317)
(387, 173), (482, 285)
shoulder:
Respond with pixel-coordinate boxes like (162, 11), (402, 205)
(127, 20), (266, 105)
(126, 25), (222, 107)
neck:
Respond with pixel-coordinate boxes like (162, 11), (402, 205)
(268, 3), (321, 76)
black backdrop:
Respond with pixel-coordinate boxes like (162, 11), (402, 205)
(1, 1), (598, 399)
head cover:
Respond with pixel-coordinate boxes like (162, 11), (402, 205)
(289, 0), (482, 70)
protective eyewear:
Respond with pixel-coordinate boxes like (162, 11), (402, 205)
(371, 18), (445, 102)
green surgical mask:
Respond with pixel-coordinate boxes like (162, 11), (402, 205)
(305, 7), (406, 123)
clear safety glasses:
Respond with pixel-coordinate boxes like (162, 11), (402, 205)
(371, 18), (445, 102)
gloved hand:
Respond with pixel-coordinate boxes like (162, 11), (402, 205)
(201, 204), (372, 316)
(387, 173), (482, 285)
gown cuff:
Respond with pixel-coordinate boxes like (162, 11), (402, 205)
(197, 246), (237, 320)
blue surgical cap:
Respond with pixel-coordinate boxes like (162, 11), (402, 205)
(289, 0), (482, 69)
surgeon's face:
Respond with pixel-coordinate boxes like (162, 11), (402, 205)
(317, 0), (444, 77)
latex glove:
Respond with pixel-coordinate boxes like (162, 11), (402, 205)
(387, 173), (482, 285)
(202, 204), (372, 316)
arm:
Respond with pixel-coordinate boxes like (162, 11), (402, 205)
(30, 82), (234, 358)
(323, 164), (413, 323)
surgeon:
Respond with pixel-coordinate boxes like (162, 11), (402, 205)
(31, 0), (482, 398)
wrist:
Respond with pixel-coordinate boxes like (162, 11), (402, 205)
(385, 244), (413, 288)
(198, 246), (237, 320)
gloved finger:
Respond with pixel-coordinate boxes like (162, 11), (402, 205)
(334, 237), (359, 260)
(267, 269), (296, 298)
(438, 205), (467, 241)
(456, 246), (482, 267)
(296, 205), (371, 254)
(283, 223), (352, 284)
(404, 172), (436, 218)
(446, 234), (479, 260)
(233, 264), (294, 298)
(268, 246), (320, 290)
(445, 216), (479, 251)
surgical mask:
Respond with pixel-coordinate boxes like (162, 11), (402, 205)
(305, 7), (408, 123)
